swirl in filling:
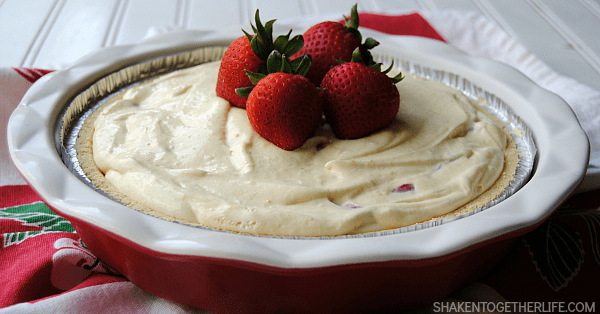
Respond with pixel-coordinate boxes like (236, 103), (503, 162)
(90, 61), (513, 236)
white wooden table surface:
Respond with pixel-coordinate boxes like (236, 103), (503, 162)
(1, 0), (600, 93)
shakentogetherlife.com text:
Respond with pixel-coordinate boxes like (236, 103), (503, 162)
(433, 301), (596, 313)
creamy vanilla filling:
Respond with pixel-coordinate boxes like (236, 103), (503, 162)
(91, 60), (511, 236)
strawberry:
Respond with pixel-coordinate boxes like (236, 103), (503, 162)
(241, 52), (322, 150)
(216, 10), (304, 109)
(320, 50), (404, 139)
(246, 73), (322, 150)
(216, 35), (263, 108)
(293, 4), (379, 86)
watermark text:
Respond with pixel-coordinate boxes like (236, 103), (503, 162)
(433, 301), (595, 313)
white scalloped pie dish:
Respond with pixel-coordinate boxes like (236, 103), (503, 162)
(7, 29), (589, 312)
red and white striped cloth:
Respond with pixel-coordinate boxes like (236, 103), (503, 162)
(2, 11), (599, 313)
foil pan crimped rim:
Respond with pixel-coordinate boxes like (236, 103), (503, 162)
(60, 47), (537, 240)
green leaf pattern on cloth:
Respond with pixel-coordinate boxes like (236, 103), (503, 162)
(1, 202), (75, 247)
(580, 211), (600, 263)
(523, 208), (600, 292)
(560, 209), (600, 264)
(523, 220), (584, 292)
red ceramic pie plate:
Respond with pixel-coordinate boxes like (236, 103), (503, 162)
(8, 29), (589, 313)
(65, 210), (526, 313)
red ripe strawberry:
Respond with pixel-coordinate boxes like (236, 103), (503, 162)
(294, 4), (379, 86)
(216, 35), (263, 108)
(246, 72), (323, 151)
(320, 56), (403, 139)
(216, 10), (305, 109)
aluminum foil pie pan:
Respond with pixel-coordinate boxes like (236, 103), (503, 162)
(58, 44), (536, 238)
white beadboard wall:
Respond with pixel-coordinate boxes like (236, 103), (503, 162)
(1, 0), (599, 92)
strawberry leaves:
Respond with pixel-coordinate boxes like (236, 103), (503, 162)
(233, 9), (310, 100)
(344, 47), (404, 83)
(244, 10), (304, 65)
(216, 9), (307, 108)
(344, 4), (360, 31)
(263, 51), (311, 77)
(236, 51), (312, 98)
